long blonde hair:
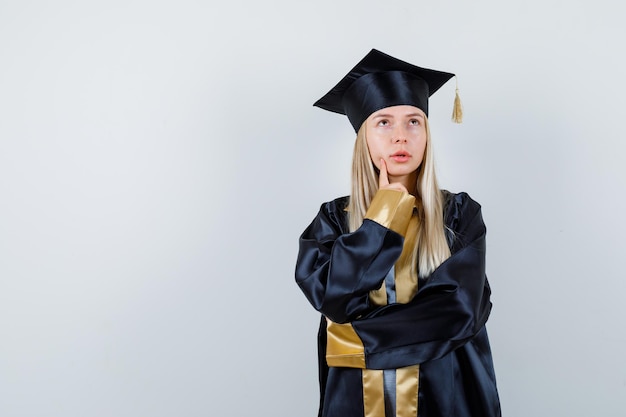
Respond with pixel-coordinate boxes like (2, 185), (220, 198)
(346, 117), (451, 278)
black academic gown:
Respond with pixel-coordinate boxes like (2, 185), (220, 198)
(295, 191), (501, 417)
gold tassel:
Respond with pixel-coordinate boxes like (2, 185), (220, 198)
(451, 77), (463, 123)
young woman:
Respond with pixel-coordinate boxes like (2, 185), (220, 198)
(295, 49), (501, 417)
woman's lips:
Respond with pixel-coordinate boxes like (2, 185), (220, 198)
(390, 151), (411, 162)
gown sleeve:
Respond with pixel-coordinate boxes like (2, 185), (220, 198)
(352, 192), (492, 369)
(295, 190), (414, 324)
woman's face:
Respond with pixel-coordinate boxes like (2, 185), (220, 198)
(365, 105), (427, 182)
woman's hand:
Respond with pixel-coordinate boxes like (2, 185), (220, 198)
(378, 158), (408, 193)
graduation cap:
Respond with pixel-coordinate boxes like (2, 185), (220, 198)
(314, 49), (462, 132)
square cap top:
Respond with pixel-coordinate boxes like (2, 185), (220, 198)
(314, 49), (455, 132)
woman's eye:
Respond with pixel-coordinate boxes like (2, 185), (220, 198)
(378, 120), (389, 126)
(409, 119), (420, 125)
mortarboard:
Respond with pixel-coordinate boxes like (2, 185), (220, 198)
(314, 49), (462, 132)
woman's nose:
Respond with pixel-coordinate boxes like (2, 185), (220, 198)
(393, 127), (408, 143)
(393, 133), (407, 143)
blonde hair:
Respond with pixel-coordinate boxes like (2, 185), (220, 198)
(346, 117), (451, 278)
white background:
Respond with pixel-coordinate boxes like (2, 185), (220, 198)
(1, 1), (625, 416)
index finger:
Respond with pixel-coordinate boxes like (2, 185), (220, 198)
(378, 158), (389, 188)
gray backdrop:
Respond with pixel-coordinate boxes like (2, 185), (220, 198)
(1, 0), (625, 416)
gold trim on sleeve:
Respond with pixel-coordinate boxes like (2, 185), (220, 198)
(326, 320), (365, 368)
(364, 190), (416, 236)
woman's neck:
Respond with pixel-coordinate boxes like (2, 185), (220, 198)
(389, 171), (418, 196)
